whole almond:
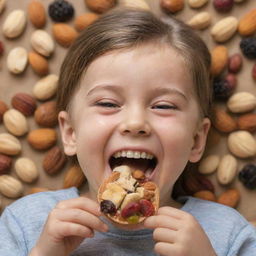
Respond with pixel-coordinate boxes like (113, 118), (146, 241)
(74, 13), (99, 31)
(217, 154), (237, 185)
(31, 30), (55, 57)
(212, 108), (237, 133)
(11, 92), (37, 116)
(28, 0), (46, 28)
(84, 0), (117, 13)
(27, 128), (57, 150)
(7, 47), (28, 74)
(0, 154), (12, 175)
(237, 113), (256, 133)
(122, 0), (150, 10)
(217, 189), (240, 208)
(28, 51), (49, 76)
(0, 100), (8, 123)
(0, 175), (23, 198)
(34, 101), (58, 127)
(33, 74), (58, 101)
(210, 45), (228, 76)
(52, 23), (78, 48)
(193, 190), (216, 202)
(27, 187), (49, 194)
(211, 16), (238, 43)
(227, 92), (256, 113)
(0, 133), (22, 156)
(228, 131), (256, 158)
(238, 9), (256, 36)
(0, 0), (6, 14)
(15, 157), (39, 183)
(3, 10), (26, 38)
(188, 0), (208, 8)
(63, 165), (86, 188)
(198, 154), (220, 175)
(3, 109), (28, 136)
(43, 146), (67, 175)
(228, 53), (242, 73)
(160, 0), (184, 13)
(187, 12), (211, 30)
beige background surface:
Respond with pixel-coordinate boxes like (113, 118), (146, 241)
(0, 0), (256, 221)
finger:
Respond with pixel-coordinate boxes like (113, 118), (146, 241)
(55, 197), (101, 216)
(157, 206), (190, 220)
(154, 242), (174, 256)
(153, 228), (177, 243)
(52, 208), (108, 233)
(144, 215), (180, 230)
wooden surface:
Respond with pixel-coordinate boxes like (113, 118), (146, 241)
(0, 0), (256, 221)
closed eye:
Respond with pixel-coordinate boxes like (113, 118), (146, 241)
(95, 102), (119, 108)
(152, 104), (177, 110)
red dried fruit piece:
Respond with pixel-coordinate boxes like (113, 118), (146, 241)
(121, 202), (141, 218)
(213, 0), (233, 12)
(139, 199), (155, 217)
(0, 41), (4, 55)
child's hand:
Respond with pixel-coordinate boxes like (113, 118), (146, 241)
(144, 206), (217, 256)
(29, 197), (108, 256)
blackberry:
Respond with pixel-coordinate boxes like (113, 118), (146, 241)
(240, 37), (256, 59)
(48, 0), (74, 22)
(213, 77), (234, 100)
(100, 200), (117, 214)
(238, 164), (256, 189)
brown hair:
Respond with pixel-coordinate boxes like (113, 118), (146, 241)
(57, 7), (212, 118)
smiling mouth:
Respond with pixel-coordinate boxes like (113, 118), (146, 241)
(109, 150), (157, 178)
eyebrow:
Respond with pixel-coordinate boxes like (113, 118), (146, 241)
(86, 84), (123, 96)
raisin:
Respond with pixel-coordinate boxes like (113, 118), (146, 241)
(100, 200), (117, 214)
(238, 164), (256, 189)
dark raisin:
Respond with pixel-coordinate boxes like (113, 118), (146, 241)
(100, 200), (117, 214)
(213, 77), (234, 100)
(238, 164), (256, 189)
(48, 0), (74, 22)
(240, 37), (256, 59)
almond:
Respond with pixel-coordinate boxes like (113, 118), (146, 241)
(28, 0), (46, 28)
(34, 101), (58, 127)
(27, 128), (57, 150)
(0, 133), (22, 156)
(0, 175), (23, 198)
(227, 92), (256, 114)
(187, 12), (211, 30)
(3, 10), (26, 38)
(228, 131), (256, 158)
(33, 74), (59, 101)
(237, 113), (256, 133)
(43, 146), (67, 175)
(188, 0), (208, 8)
(0, 154), (12, 175)
(0, 100), (8, 123)
(28, 51), (49, 76)
(63, 165), (86, 188)
(7, 47), (28, 74)
(3, 109), (29, 137)
(217, 189), (240, 208)
(15, 157), (39, 183)
(198, 154), (220, 175)
(52, 23), (78, 48)
(11, 92), (37, 116)
(84, 0), (117, 13)
(160, 0), (184, 13)
(210, 45), (228, 77)
(211, 16), (238, 43)
(193, 190), (216, 202)
(74, 13), (99, 32)
(217, 154), (237, 185)
(238, 9), (256, 36)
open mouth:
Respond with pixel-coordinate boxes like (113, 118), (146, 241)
(109, 150), (157, 178)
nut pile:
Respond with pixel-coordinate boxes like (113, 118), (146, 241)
(0, 0), (255, 224)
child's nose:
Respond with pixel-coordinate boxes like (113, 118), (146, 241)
(118, 109), (151, 137)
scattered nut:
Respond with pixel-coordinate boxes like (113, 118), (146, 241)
(160, 0), (184, 13)
(188, 0), (208, 8)
(28, 0), (46, 28)
(198, 155), (220, 175)
(0, 154), (12, 175)
(217, 189), (240, 208)
(7, 47), (28, 74)
(28, 51), (49, 76)
(0, 100), (8, 123)
(74, 13), (99, 32)
(84, 0), (117, 13)
(0, 175), (23, 198)
(0, 133), (22, 156)
(187, 12), (211, 30)
(63, 165), (86, 188)
(193, 190), (216, 202)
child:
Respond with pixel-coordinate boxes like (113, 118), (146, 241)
(1, 8), (255, 256)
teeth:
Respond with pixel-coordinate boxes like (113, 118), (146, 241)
(113, 150), (154, 160)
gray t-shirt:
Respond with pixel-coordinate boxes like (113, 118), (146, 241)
(0, 187), (255, 256)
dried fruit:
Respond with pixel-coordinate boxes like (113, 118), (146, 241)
(187, 12), (211, 30)
(126, 215), (140, 224)
(74, 13), (99, 32)
(28, 0), (46, 28)
(198, 155), (220, 175)
(252, 63), (256, 81)
(84, 0), (117, 13)
(160, 0), (184, 13)
(193, 190), (216, 202)
(34, 101), (58, 127)
(48, 0), (74, 22)
(139, 199), (155, 217)
(0, 175), (23, 198)
(7, 47), (28, 74)
(240, 37), (256, 59)
(63, 165), (85, 188)
(28, 51), (49, 76)
(238, 164), (256, 189)
(43, 146), (67, 174)
(11, 92), (37, 116)
(217, 189), (240, 208)
(100, 200), (117, 214)
(238, 9), (256, 36)
(121, 202), (141, 218)
(0, 101), (8, 123)
(237, 113), (256, 133)
(213, 0), (234, 12)
(0, 133), (22, 156)
(210, 45), (228, 77)
(228, 53), (242, 73)
(0, 154), (12, 175)
(213, 77), (235, 100)
(0, 41), (4, 55)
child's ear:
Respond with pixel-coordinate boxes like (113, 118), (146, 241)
(58, 111), (77, 156)
(189, 118), (211, 163)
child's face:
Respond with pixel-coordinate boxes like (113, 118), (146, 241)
(59, 43), (210, 205)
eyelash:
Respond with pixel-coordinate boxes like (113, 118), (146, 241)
(95, 101), (119, 108)
(152, 104), (177, 110)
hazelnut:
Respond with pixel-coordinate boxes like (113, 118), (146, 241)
(84, 0), (117, 13)
(0, 100), (8, 123)
(0, 154), (12, 175)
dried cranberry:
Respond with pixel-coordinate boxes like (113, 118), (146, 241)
(121, 202), (141, 218)
(100, 200), (117, 214)
(0, 41), (4, 55)
(213, 0), (233, 12)
(139, 199), (155, 217)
